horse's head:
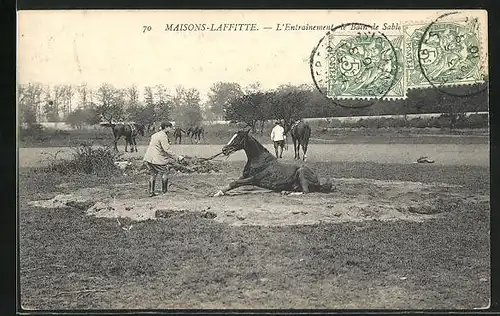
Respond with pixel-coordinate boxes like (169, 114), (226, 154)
(222, 129), (250, 156)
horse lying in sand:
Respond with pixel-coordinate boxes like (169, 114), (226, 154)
(213, 130), (333, 197)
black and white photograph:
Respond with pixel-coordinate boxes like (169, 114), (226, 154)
(17, 9), (490, 310)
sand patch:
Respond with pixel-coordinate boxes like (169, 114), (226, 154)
(27, 177), (489, 227)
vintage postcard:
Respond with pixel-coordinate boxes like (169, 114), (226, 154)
(17, 10), (489, 310)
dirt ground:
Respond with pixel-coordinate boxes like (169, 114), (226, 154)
(18, 139), (490, 310)
(19, 143), (490, 168)
(28, 175), (487, 227)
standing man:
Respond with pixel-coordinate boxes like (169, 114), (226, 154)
(143, 122), (184, 197)
(271, 120), (286, 158)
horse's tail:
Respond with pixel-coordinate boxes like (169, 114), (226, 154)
(320, 178), (334, 192)
(304, 123), (311, 137)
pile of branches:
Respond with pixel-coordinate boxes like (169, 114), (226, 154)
(127, 155), (221, 174)
(173, 155), (222, 173)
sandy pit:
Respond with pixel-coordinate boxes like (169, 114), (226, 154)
(27, 177), (488, 227)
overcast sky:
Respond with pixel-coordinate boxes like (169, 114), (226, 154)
(17, 10), (487, 102)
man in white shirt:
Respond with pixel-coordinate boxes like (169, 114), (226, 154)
(271, 120), (286, 158)
(143, 122), (184, 197)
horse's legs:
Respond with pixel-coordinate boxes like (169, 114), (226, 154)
(214, 177), (255, 197)
(113, 136), (120, 152)
(302, 140), (309, 161)
(124, 136), (131, 152)
(292, 137), (298, 159)
(132, 137), (137, 152)
(295, 139), (301, 160)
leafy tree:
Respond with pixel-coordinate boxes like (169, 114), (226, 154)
(154, 84), (172, 122)
(66, 108), (87, 129)
(268, 85), (308, 133)
(96, 83), (124, 122)
(127, 103), (156, 128)
(225, 92), (269, 132)
(171, 86), (203, 127)
(76, 83), (91, 109)
(144, 86), (154, 107)
(207, 82), (244, 120)
(18, 83), (43, 126)
(66, 106), (101, 128)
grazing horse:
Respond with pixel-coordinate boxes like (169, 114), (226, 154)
(213, 130), (333, 197)
(101, 122), (145, 152)
(173, 127), (186, 144)
(290, 120), (311, 161)
(187, 126), (204, 143)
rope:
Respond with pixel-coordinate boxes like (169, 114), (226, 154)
(199, 151), (224, 161)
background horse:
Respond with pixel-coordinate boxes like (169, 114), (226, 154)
(213, 130), (333, 196)
(187, 126), (204, 144)
(290, 120), (311, 161)
(173, 127), (186, 144)
(100, 122), (145, 152)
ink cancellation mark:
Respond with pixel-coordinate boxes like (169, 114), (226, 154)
(311, 23), (404, 106)
(404, 12), (486, 95)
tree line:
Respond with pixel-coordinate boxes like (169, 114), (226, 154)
(18, 83), (206, 130)
(219, 82), (488, 133)
(18, 81), (487, 132)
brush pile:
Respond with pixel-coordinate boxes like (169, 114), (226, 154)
(123, 155), (222, 174)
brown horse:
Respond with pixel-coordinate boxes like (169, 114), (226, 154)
(101, 122), (145, 152)
(187, 126), (204, 144)
(290, 120), (311, 161)
(213, 129), (333, 196)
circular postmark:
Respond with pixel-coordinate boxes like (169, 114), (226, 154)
(310, 23), (404, 109)
(414, 12), (487, 97)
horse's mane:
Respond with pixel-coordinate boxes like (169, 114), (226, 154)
(245, 133), (276, 161)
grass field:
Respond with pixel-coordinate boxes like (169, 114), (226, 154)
(18, 125), (489, 148)
(18, 131), (490, 310)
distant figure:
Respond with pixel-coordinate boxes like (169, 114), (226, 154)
(271, 120), (286, 158)
(187, 126), (204, 144)
(173, 127), (186, 144)
(143, 122), (184, 197)
(290, 120), (311, 161)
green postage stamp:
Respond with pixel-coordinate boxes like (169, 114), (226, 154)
(404, 16), (485, 89)
(311, 12), (487, 100)
(326, 30), (405, 100)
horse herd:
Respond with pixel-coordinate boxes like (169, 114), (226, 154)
(100, 121), (311, 161)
